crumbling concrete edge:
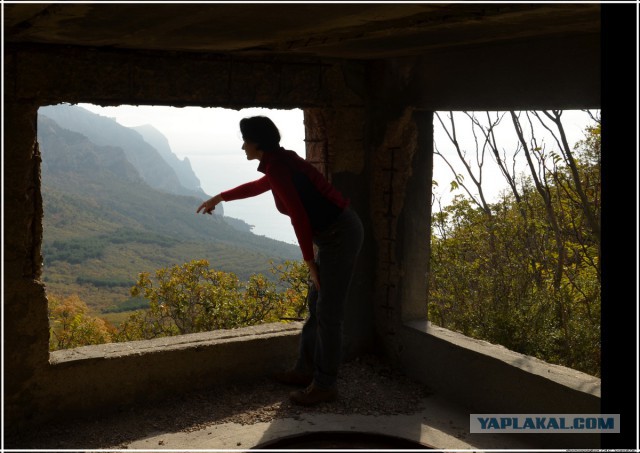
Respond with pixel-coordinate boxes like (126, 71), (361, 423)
(400, 319), (600, 415)
(29, 322), (304, 429)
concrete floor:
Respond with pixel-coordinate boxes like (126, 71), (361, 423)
(121, 393), (534, 451)
(5, 354), (565, 451)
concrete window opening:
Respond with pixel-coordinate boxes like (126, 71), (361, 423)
(428, 109), (601, 378)
(38, 104), (310, 354)
(5, 5), (609, 447)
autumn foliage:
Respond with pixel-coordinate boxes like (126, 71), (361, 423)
(48, 294), (116, 350)
(430, 115), (601, 377)
(48, 259), (308, 350)
(48, 111), (601, 379)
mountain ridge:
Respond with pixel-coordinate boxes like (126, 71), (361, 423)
(39, 104), (207, 199)
(131, 123), (205, 196)
(37, 111), (301, 318)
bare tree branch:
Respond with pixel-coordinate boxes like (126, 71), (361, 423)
(511, 111), (566, 293)
(434, 111), (492, 215)
(534, 110), (601, 245)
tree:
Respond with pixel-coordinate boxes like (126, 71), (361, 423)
(117, 259), (309, 341)
(270, 259), (309, 320)
(430, 114), (601, 376)
(48, 293), (115, 351)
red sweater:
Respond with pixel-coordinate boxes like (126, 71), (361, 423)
(221, 148), (349, 260)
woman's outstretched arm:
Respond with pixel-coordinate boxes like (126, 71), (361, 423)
(197, 176), (271, 215)
(196, 193), (224, 215)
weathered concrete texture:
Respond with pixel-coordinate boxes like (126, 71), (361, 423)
(401, 321), (601, 415)
(3, 4), (602, 441)
(397, 111), (433, 323)
(303, 107), (375, 361)
(123, 394), (539, 451)
(369, 108), (421, 355)
(304, 107), (366, 174)
(3, 101), (51, 430)
(3, 282), (51, 428)
(366, 37), (600, 113)
(3, 102), (41, 278)
(9, 45), (366, 109)
(3, 4), (600, 60)
(410, 34), (601, 111)
(3, 46), (370, 433)
(39, 323), (303, 428)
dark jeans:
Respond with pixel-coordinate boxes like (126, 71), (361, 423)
(295, 207), (364, 389)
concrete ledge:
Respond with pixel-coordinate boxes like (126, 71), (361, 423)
(399, 320), (602, 449)
(400, 320), (600, 414)
(50, 322), (303, 364)
(37, 322), (303, 426)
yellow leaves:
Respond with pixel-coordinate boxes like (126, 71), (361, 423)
(49, 258), (310, 348)
(121, 259), (309, 339)
(48, 293), (115, 351)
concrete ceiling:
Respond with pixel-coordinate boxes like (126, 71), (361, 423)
(4, 3), (600, 60)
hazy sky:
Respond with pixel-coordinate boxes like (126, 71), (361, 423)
(78, 103), (597, 245)
(431, 110), (597, 210)
(79, 104), (306, 244)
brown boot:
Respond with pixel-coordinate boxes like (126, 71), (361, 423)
(289, 383), (338, 406)
(272, 369), (313, 387)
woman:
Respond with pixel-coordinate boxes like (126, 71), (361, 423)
(197, 116), (364, 406)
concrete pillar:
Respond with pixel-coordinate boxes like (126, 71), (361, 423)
(4, 100), (51, 432)
(303, 108), (375, 361)
(368, 107), (434, 363)
(398, 110), (433, 323)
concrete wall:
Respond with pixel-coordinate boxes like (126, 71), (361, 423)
(303, 107), (376, 360)
(4, 100), (52, 431)
(375, 33), (601, 111)
(361, 32), (600, 364)
(3, 45), (375, 433)
(399, 321), (601, 449)
(4, 31), (600, 435)
(45, 323), (303, 425)
(402, 321), (601, 414)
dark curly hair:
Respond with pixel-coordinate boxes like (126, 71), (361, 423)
(239, 116), (281, 152)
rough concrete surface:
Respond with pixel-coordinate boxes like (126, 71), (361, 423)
(5, 354), (533, 451)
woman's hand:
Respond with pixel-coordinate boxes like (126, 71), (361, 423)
(306, 259), (321, 291)
(197, 194), (223, 215)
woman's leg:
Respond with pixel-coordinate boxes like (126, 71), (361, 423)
(295, 284), (318, 373)
(311, 208), (364, 389)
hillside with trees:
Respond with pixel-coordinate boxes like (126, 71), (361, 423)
(39, 104), (208, 199)
(43, 107), (602, 379)
(429, 111), (601, 376)
(38, 112), (301, 323)
(48, 259), (308, 351)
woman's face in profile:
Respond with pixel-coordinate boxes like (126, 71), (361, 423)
(242, 140), (261, 161)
